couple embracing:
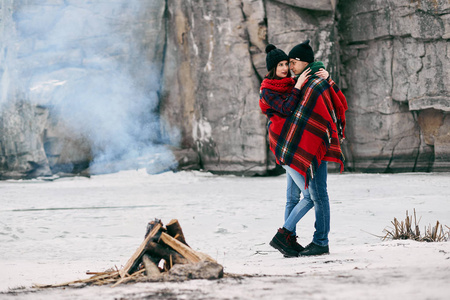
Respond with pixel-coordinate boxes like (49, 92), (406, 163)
(259, 40), (348, 257)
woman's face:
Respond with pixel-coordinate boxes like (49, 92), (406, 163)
(276, 60), (290, 78)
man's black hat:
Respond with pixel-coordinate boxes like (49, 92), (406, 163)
(289, 40), (314, 63)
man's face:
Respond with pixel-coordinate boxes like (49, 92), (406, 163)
(289, 59), (309, 75)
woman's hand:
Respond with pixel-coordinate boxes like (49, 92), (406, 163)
(315, 68), (329, 79)
(295, 68), (311, 89)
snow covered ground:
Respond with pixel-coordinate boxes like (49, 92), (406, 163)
(0, 170), (449, 299)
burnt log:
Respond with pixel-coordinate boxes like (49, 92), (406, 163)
(144, 241), (189, 266)
(119, 222), (162, 278)
(166, 219), (189, 246)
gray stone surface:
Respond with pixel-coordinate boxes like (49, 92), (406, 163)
(1, 0), (450, 178)
(168, 261), (224, 280)
(159, 0), (338, 175)
(0, 0), (167, 178)
(0, 102), (51, 178)
(160, 0), (268, 175)
(338, 0), (450, 172)
(275, 0), (337, 12)
(266, 0), (337, 69)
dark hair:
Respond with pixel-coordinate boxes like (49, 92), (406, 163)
(265, 68), (277, 79)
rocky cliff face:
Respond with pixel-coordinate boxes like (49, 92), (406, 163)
(160, 0), (338, 175)
(1, 0), (449, 178)
(0, 0), (171, 178)
(338, 0), (450, 172)
(160, 0), (268, 174)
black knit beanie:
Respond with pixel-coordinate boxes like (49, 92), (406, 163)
(288, 39), (314, 63)
(265, 44), (289, 71)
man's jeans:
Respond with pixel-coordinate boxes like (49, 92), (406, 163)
(282, 162), (330, 246)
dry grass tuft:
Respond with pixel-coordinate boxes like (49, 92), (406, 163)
(383, 209), (449, 242)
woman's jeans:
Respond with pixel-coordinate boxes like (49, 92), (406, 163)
(282, 162), (330, 246)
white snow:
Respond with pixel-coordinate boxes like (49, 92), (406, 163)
(0, 170), (449, 299)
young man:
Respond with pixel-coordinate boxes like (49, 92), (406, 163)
(269, 40), (348, 256)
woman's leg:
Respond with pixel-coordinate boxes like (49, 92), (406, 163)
(308, 161), (330, 246)
(285, 172), (301, 234)
(282, 165), (314, 233)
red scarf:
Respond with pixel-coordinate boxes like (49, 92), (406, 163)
(260, 77), (295, 94)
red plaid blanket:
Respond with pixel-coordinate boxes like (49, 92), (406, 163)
(260, 76), (347, 187)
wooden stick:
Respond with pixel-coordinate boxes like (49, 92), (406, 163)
(195, 251), (216, 262)
(160, 232), (201, 263)
(166, 219), (189, 246)
(159, 232), (216, 263)
(34, 271), (120, 288)
(119, 223), (162, 278)
(145, 241), (189, 265)
(111, 269), (145, 288)
(86, 271), (109, 275)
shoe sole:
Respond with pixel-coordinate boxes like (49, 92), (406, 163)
(269, 240), (298, 257)
(298, 251), (329, 257)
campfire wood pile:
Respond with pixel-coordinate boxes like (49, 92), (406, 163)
(34, 219), (223, 289)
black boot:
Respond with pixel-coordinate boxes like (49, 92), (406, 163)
(269, 228), (299, 257)
(288, 234), (304, 252)
(299, 242), (329, 256)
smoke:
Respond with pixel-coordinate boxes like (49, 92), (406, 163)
(2, 1), (178, 174)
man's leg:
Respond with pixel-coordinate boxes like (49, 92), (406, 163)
(299, 161), (330, 256)
(308, 161), (330, 247)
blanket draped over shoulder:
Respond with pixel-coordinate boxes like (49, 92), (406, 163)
(260, 75), (347, 187)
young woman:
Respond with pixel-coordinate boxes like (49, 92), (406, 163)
(259, 44), (330, 257)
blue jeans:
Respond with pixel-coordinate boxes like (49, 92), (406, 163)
(282, 162), (330, 246)
(284, 172), (310, 235)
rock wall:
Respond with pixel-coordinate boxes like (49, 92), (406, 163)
(1, 0), (449, 178)
(160, 0), (268, 175)
(160, 0), (338, 175)
(338, 0), (450, 172)
(0, 0), (169, 178)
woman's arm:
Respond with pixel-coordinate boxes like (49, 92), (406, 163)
(261, 88), (302, 116)
(295, 68), (311, 89)
(315, 68), (329, 80)
(316, 68), (338, 88)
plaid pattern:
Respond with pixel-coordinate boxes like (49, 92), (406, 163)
(326, 78), (348, 139)
(260, 76), (347, 187)
(259, 88), (302, 118)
